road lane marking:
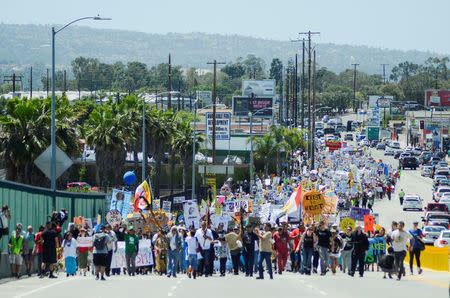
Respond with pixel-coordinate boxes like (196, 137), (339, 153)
(319, 290), (328, 296)
(406, 275), (448, 289)
(14, 279), (71, 298)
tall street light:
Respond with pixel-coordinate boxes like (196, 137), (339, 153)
(51, 16), (111, 191)
(142, 91), (179, 182)
(248, 107), (273, 190)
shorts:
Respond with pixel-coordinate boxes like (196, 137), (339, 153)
(93, 253), (108, 267)
(9, 254), (23, 265)
(43, 249), (57, 264)
(24, 251), (34, 262)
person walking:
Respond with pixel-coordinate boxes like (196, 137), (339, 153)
(398, 189), (405, 206)
(391, 221), (413, 281)
(185, 229), (199, 279)
(298, 226), (317, 275)
(167, 226), (182, 278)
(329, 229), (342, 274)
(242, 224), (258, 277)
(195, 222), (214, 277)
(273, 224), (289, 274)
(290, 222), (305, 273)
(155, 231), (168, 275)
(408, 222), (423, 275)
(92, 225), (111, 280)
(24, 225), (35, 277)
(77, 228), (90, 276)
(124, 226), (139, 276)
(62, 232), (78, 277)
(104, 224), (117, 277)
(256, 223), (273, 280)
(34, 226), (45, 276)
(8, 224), (27, 278)
(316, 221), (331, 276)
(217, 237), (230, 276)
(225, 227), (241, 275)
(349, 225), (369, 277)
(41, 222), (59, 279)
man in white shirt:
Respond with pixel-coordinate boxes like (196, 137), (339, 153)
(391, 221), (414, 281)
(195, 221), (213, 277)
(185, 227), (199, 279)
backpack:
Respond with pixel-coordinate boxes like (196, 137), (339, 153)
(94, 234), (106, 250)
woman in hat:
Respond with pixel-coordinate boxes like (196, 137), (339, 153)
(77, 228), (90, 276)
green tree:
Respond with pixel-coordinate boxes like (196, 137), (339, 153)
(242, 54), (266, 79)
(252, 134), (276, 176)
(221, 62), (245, 79)
(269, 58), (283, 87)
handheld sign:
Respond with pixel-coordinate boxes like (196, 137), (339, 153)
(302, 191), (325, 216)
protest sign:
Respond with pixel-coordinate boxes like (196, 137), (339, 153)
(173, 196), (185, 204)
(350, 207), (370, 221)
(162, 200), (172, 213)
(110, 189), (132, 220)
(111, 240), (153, 269)
(211, 215), (232, 230)
(340, 218), (355, 231)
(233, 200), (252, 213)
(73, 216), (85, 226)
(152, 199), (161, 211)
(76, 236), (93, 248)
(302, 191), (325, 216)
(183, 200), (201, 229)
(106, 210), (122, 226)
(363, 215), (374, 232)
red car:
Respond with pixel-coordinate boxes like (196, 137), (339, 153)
(66, 182), (98, 191)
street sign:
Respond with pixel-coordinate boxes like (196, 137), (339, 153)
(34, 145), (73, 180)
(206, 112), (231, 140)
(367, 126), (380, 141)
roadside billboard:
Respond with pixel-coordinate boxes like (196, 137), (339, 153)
(425, 90), (450, 107)
(232, 96), (273, 117)
(206, 112), (231, 140)
(242, 80), (276, 97)
(368, 95), (394, 108)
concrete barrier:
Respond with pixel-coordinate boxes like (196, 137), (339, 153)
(404, 246), (449, 272)
(0, 252), (38, 279)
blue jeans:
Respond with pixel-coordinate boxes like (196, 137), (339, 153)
(188, 254), (198, 271)
(243, 249), (254, 276)
(258, 251), (273, 279)
(168, 250), (180, 276)
(302, 247), (314, 274)
(254, 251), (260, 273)
(318, 246), (329, 274)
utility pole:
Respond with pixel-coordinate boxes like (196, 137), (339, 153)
(3, 73), (23, 98)
(29, 67), (33, 98)
(168, 54), (172, 109)
(279, 66), (284, 124)
(352, 63), (360, 113)
(381, 64), (389, 84)
(311, 50), (317, 170)
(301, 39), (305, 128)
(299, 31), (320, 161)
(285, 67), (290, 125)
(63, 70), (67, 93)
(294, 53), (298, 126)
(46, 68), (49, 97)
(207, 60), (225, 164)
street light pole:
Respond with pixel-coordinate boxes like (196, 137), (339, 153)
(191, 99), (198, 201)
(50, 16), (111, 191)
(249, 111), (254, 189)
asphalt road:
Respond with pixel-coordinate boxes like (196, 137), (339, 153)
(0, 270), (447, 298)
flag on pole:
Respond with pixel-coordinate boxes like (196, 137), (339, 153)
(278, 186), (303, 218)
(134, 180), (151, 211)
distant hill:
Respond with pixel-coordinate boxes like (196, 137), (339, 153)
(0, 24), (446, 80)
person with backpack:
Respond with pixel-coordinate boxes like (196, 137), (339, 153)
(92, 225), (110, 280)
(379, 247), (396, 279)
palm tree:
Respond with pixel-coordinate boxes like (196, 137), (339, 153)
(283, 128), (308, 175)
(252, 134), (276, 176)
(172, 120), (205, 193)
(268, 125), (286, 175)
(85, 103), (131, 187)
(0, 97), (80, 186)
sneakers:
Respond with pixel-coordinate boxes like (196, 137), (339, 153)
(95, 275), (99, 280)
(101, 276), (106, 281)
(49, 274), (57, 279)
(418, 268), (423, 275)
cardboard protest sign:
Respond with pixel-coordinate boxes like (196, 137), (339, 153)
(106, 210), (122, 226)
(73, 216), (85, 226)
(111, 240), (153, 268)
(152, 199), (161, 211)
(302, 191), (325, 216)
(364, 215), (374, 232)
(76, 236), (93, 248)
(340, 217), (355, 231)
(110, 189), (132, 220)
(162, 200), (172, 213)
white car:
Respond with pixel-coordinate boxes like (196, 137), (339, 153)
(434, 230), (450, 247)
(433, 187), (450, 202)
(422, 226), (446, 245)
(390, 141), (401, 149)
(421, 166), (433, 177)
(384, 148), (395, 156)
(403, 195), (423, 211)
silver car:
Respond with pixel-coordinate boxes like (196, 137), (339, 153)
(422, 226), (446, 245)
(403, 195), (423, 211)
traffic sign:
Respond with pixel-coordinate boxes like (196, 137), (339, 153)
(34, 145), (73, 180)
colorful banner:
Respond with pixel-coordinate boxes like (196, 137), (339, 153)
(110, 189), (132, 220)
(111, 240), (153, 268)
(350, 207), (370, 221)
(134, 181), (151, 212)
(183, 200), (201, 229)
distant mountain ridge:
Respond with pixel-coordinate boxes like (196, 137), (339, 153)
(0, 23), (446, 76)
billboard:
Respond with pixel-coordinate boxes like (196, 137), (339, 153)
(368, 95), (394, 108)
(242, 80), (276, 97)
(232, 96), (273, 117)
(425, 90), (450, 107)
(206, 112), (231, 140)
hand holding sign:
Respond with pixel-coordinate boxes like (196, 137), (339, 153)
(364, 215), (374, 233)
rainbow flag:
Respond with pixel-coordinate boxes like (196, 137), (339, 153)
(279, 186), (303, 217)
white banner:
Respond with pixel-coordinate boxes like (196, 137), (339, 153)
(183, 200), (201, 229)
(162, 200), (172, 213)
(206, 112), (231, 140)
(111, 240), (154, 269)
(76, 237), (93, 248)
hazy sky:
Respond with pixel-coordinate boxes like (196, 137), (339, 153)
(2, 0), (449, 53)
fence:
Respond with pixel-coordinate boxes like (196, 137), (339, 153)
(0, 179), (107, 252)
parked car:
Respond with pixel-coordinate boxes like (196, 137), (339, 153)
(344, 133), (353, 141)
(435, 168), (450, 178)
(433, 187), (450, 202)
(428, 220), (450, 230)
(376, 143), (386, 150)
(390, 141), (401, 149)
(422, 226), (446, 245)
(439, 197), (450, 211)
(66, 182), (98, 191)
(399, 156), (418, 170)
(384, 148), (395, 156)
(411, 148), (422, 156)
(425, 202), (449, 214)
(421, 165), (433, 177)
(403, 195), (423, 211)
(422, 213), (450, 227)
(419, 152), (433, 164)
(434, 230), (450, 247)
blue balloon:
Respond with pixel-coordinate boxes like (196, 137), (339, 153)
(123, 171), (136, 185)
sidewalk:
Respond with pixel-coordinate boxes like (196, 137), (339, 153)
(405, 266), (450, 289)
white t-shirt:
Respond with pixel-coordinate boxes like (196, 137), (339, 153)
(170, 235), (177, 250)
(391, 230), (412, 252)
(0, 211), (8, 228)
(195, 228), (213, 249)
(185, 236), (198, 255)
(63, 238), (78, 258)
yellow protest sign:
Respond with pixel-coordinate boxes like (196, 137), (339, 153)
(302, 191), (325, 216)
(340, 218), (355, 231)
